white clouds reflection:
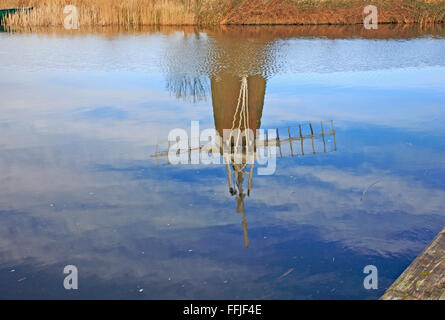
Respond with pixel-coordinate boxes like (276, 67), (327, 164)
(0, 27), (445, 299)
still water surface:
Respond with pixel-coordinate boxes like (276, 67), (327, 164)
(0, 25), (445, 299)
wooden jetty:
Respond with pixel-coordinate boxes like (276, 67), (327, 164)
(381, 227), (445, 300)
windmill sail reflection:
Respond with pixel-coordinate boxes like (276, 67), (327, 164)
(151, 120), (337, 248)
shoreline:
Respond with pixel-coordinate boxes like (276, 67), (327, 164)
(3, 23), (445, 38)
(3, 24), (445, 41)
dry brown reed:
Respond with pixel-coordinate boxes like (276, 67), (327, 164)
(1, 0), (208, 27)
(1, 0), (444, 27)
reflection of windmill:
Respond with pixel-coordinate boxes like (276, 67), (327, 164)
(151, 120), (336, 248)
(158, 28), (338, 248)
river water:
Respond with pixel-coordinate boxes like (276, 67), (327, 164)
(0, 25), (445, 299)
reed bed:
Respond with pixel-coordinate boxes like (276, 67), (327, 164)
(1, 0), (444, 27)
(1, 0), (212, 27)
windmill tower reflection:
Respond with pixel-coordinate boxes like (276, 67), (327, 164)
(208, 29), (270, 248)
(212, 73), (266, 248)
(153, 27), (337, 248)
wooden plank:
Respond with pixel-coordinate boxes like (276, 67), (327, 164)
(380, 227), (445, 300)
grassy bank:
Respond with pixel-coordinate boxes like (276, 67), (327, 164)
(1, 0), (444, 27)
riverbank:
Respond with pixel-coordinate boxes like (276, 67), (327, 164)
(1, 0), (444, 27)
(4, 24), (445, 39)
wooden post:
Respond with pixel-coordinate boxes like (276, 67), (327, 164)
(299, 124), (304, 156)
(276, 128), (282, 158)
(331, 120), (337, 152)
(321, 121), (326, 153)
(309, 122), (315, 154)
(188, 138), (192, 164)
(288, 126), (294, 157)
(167, 141), (171, 165)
